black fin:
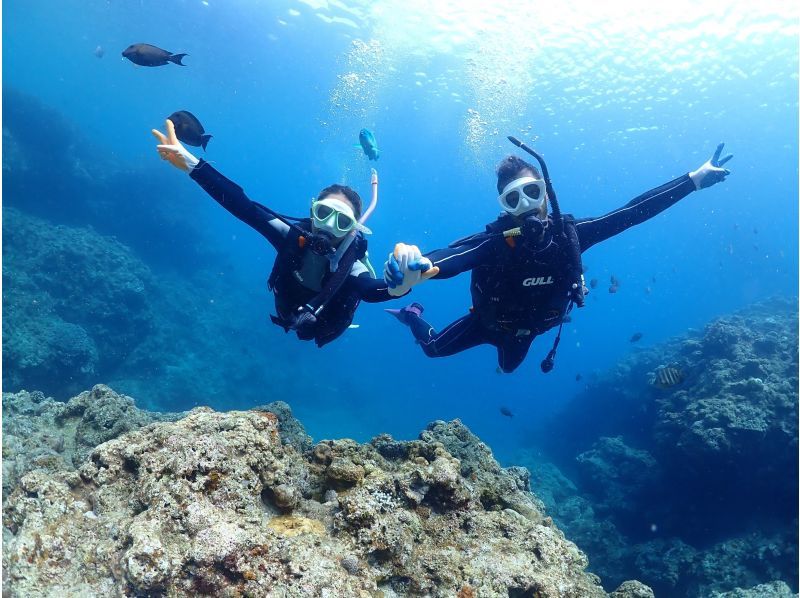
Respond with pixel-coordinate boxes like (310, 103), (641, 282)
(169, 53), (188, 66)
(201, 134), (212, 151)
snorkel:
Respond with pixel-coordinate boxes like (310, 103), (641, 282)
(329, 168), (378, 272)
(506, 135), (586, 373)
(507, 136), (563, 235)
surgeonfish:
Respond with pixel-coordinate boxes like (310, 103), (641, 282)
(499, 406), (514, 418)
(653, 366), (684, 389)
(358, 128), (380, 161)
(629, 332), (643, 343)
(168, 110), (213, 150)
(122, 43), (187, 67)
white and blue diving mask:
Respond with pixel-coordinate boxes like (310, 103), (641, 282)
(498, 177), (546, 217)
(311, 197), (370, 239)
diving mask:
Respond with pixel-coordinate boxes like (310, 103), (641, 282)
(498, 176), (546, 217)
(311, 197), (358, 239)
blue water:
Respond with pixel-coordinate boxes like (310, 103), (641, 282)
(4, 1), (797, 467)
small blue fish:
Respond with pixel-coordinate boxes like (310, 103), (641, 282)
(358, 128), (380, 161)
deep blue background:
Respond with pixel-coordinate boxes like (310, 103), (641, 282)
(3, 0), (798, 459)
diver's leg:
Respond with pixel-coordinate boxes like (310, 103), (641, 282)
(389, 305), (486, 358)
(496, 335), (535, 373)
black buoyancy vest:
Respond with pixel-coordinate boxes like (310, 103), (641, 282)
(470, 214), (584, 333)
(267, 219), (368, 342)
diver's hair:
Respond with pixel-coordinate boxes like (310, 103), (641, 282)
(496, 155), (541, 193)
(496, 155), (547, 219)
(318, 184), (362, 219)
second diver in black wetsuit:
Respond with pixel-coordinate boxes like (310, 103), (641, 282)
(384, 139), (733, 373)
(152, 119), (436, 347)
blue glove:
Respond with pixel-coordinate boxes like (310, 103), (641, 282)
(383, 243), (439, 296)
(689, 143), (733, 190)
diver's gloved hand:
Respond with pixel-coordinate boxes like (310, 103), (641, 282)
(689, 143), (733, 190)
(291, 305), (317, 340)
(151, 119), (199, 173)
(384, 243), (439, 297)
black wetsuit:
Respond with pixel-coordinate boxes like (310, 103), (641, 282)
(190, 160), (394, 347)
(404, 174), (698, 372)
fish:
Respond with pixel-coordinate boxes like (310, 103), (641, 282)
(629, 332), (643, 342)
(608, 284), (618, 294)
(653, 366), (684, 389)
(122, 43), (187, 67)
(499, 406), (513, 418)
(94, 45), (105, 59)
(562, 314), (572, 323)
(168, 110), (212, 150)
(590, 278), (598, 289)
(358, 128), (380, 161)
(610, 274), (620, 286)
(644, 286), (652, 295)
(575, 373), (582, 381)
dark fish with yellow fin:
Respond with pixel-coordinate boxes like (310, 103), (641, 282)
(653, 366), (684, 389)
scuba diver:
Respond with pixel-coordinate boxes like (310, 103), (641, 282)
(152, 119), (437, 347)
(384, 138), (733, 373)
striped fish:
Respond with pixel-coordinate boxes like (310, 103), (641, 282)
(653, 367), (684, 389)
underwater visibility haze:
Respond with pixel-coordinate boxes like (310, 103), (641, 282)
(2, 1), (798, 596)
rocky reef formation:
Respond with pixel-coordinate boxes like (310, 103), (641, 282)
(2, 385), (651, 597)
(2, 207), (296, 411)
(3, 208), (155, 396)
(3, 87), (205, 267)
(521, 297), (798, 597)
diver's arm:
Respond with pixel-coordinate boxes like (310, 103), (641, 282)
(350, 272), (397, 303)
(424, 235), (496, 279)
(189, 160), (289, 249)
(576, 144), (733, 252)
(152, 118), (288, 249)
(575, 174), (696, 252)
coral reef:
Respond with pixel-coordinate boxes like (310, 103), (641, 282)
(2, 386), (650, 596)
(3, 208), (155, 396)
(709, 580), (797, 598)
(2, 385), (181, 497)
(2, 208), (295, 411)
(521, 297), (798, 597)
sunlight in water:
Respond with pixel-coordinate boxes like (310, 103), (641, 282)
(307, 0), (798, 162)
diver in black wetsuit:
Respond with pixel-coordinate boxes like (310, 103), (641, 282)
(384, 140), (733, 373)
(152, 119), (428, 347)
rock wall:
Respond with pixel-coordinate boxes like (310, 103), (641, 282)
(2, 386), (651, 597)
(522, 297), (798, 597)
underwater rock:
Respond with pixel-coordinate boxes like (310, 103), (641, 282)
(2, 208), (154, 396)
(609, 580), (655, 598)
(709, 580), (797, 598)
(525, 297), (798, 596)
(2, 396), (650, 597)
(254, 400), (313, 452)
(575, 436), (659, 512)
(1, 385), (182, 498)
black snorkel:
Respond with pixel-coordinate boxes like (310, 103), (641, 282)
(507, 136), (563, 235)
(507, 135), (585, 374)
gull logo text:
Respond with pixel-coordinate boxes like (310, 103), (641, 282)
(523, 276), (554, 287)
